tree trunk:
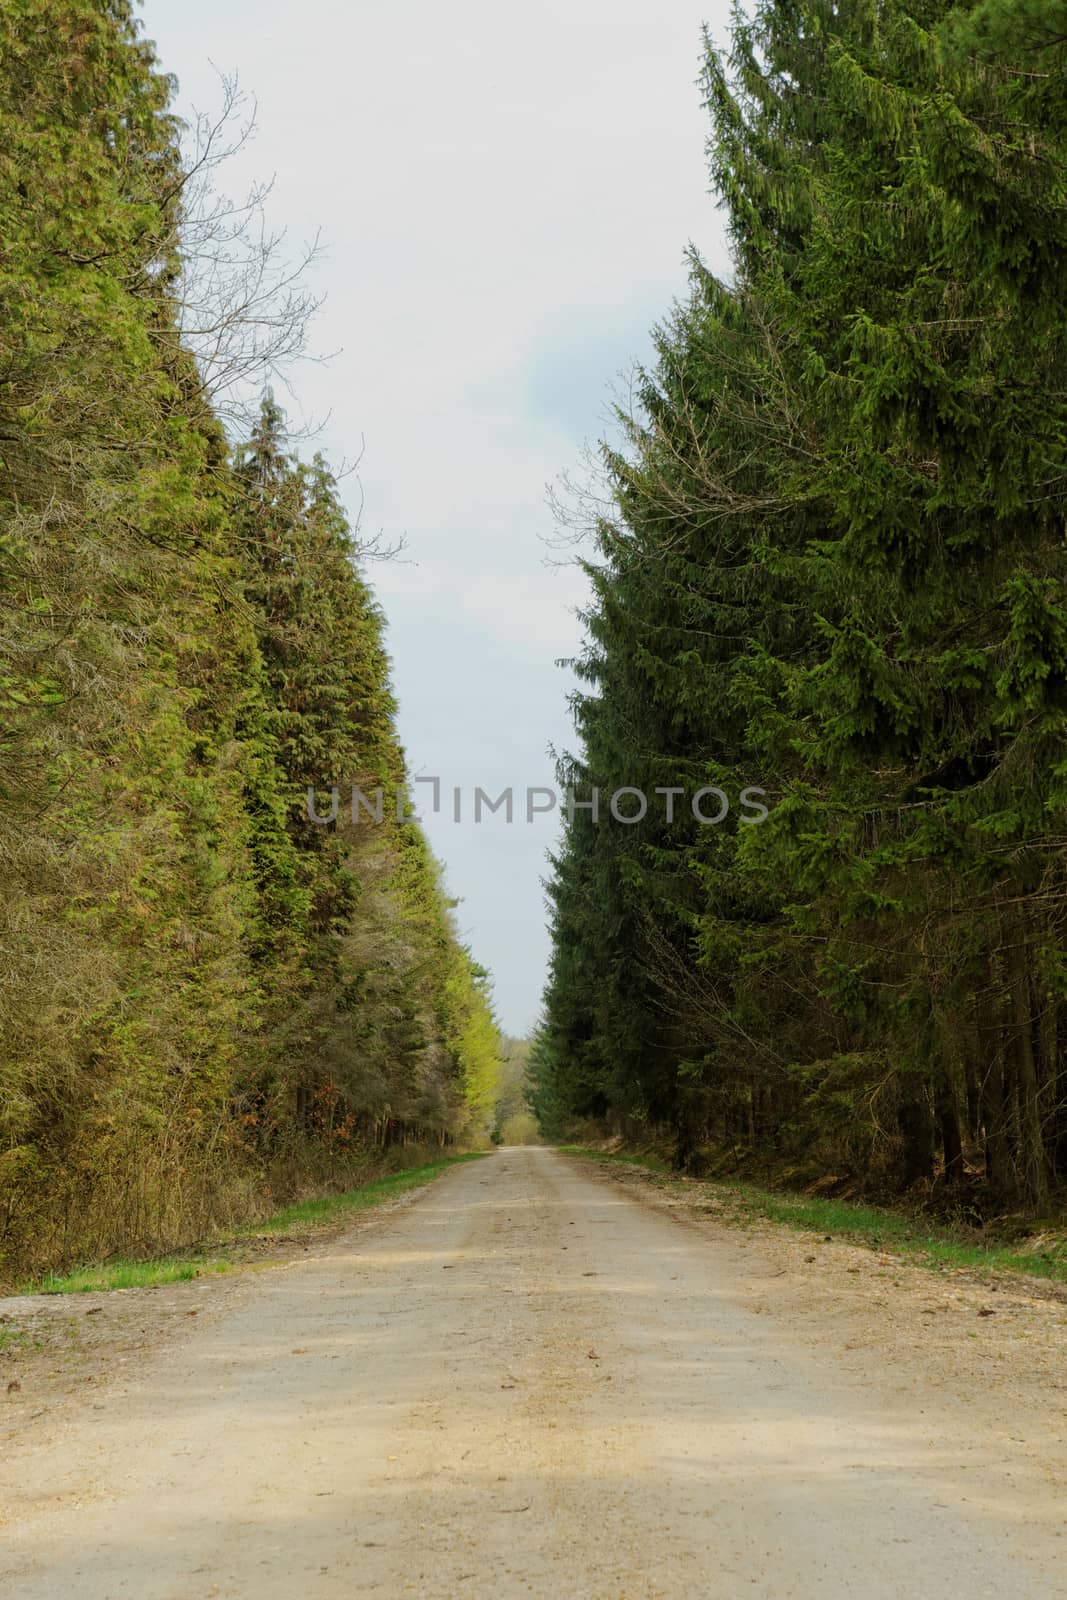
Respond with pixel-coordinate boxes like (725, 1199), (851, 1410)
(898, 1095), (934, 1186)
(937, 1084), (964, 1185)
(978, 973), (1015, 1205)
(1006, 924), (1048, 1210)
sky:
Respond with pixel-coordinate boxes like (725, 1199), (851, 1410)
(139, 0), (733, 1036)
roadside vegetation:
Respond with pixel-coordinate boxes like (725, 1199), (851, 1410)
(0, 0), (504, 1286)
(18, 1153), (486, 1296)
(560, 1148), (1067, 1287)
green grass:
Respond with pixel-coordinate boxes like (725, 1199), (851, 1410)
(559, 1146), (1067, 1285)
(726, 1186), (1067, 1281)
(17, 1150), (487, 1297)
(25, 1257), (232, 1296)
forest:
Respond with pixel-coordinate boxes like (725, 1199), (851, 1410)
(0, 0), (503, 1280)
(6, 5), (1067, 1593)
(6, 0), (1067, 1293)
(534, 0), (1067, 1214)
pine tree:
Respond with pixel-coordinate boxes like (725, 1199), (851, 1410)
(543, 0), (1067, 1206)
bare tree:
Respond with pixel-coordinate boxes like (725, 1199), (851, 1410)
(169, 73), (328, 431)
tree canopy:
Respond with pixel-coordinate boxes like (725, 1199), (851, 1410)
(0, 0), (502, 1280)
(535, 0), (1067, 1211)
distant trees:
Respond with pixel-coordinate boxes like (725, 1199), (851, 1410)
(0, 0), (500, 1280)
(537, 0), (1067, 1210)
(491, 1038), (539, 1144)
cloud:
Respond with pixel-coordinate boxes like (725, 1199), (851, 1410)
(458, 568), (588, 661)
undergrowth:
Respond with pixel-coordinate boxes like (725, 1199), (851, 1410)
(17, 1152), (486, 1295)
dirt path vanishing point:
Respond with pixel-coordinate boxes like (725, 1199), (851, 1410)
(2, 1146), (1066, 1599)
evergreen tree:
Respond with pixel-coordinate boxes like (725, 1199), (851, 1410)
(542, 0), (1067, 1207)
(0, 8), (501, 1279)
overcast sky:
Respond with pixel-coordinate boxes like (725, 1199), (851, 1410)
(140, 0), (733, 1035)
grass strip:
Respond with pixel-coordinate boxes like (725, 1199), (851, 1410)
(22, 1258), (231, 1295)
(558, 1146), (1067, 1285)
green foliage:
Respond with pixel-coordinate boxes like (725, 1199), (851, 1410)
(540, 0), (1067, 1211)
(0, 5), (500, 1282)
(491, 1035), (535, 1140)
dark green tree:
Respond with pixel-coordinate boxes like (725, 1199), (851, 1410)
(542, 0), (1067, 1208)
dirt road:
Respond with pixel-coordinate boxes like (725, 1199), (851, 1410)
(2, 1147), (1065, 1598)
